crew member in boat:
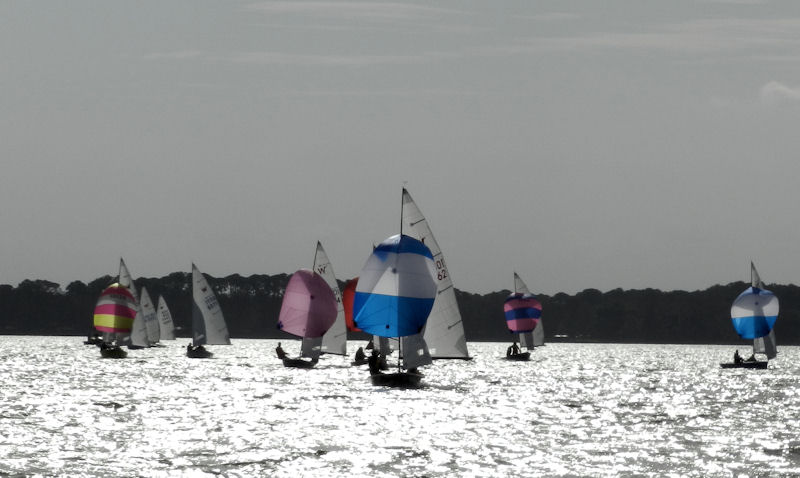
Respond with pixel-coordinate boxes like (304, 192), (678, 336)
(733, 349), (742, 364)
(746, 354), (756, 362)
(354, 346), (366, 362)
(507, 342), (520, 356)
(275, 342), (287, 359)
(367, 350), (381, 375)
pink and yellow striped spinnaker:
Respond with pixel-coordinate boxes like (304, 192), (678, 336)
(93, 283), (137, 334)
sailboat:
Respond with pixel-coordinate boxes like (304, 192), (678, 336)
(400, 188), (470, 360)
(721, 262), (779, 369)
(503, 273), (542, 361)
(188, 263), (231, 358)
(156, 295), (176, 340)
(354, 232), (438, 387)
(93, 283), (137, 359)
(276, 268), (338, 368)
(305, 241), (347, 356)
(515, 272), (545, 349)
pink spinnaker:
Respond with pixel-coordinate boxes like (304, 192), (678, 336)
(277, 269), (338, 338)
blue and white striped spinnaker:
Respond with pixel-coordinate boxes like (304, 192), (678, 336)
(730, 287), (779, 340)
(353, 234), (437, 338)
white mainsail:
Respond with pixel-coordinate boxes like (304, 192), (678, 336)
(750, 262), (777, 359)
(128, 305), (150, 347)
(139, 286), (160, 344)
(514, 272), (543, 348)
(156, 295), (176, 340)
(401, 188), (470, 359)
(117, 257), (141, 344)
(191, 263), (231, 346)
(118, 258), (139, 303)
(312, 241), (347, 355)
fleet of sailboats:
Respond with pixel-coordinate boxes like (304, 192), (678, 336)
(81, 189), (789, 381)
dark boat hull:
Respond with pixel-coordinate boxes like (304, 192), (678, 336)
(283, 358), (317, 369)
(99, 346), (127, 359)
(370, 372), (423, 388)
(504, 352), (531, 361)
(720, 361), (768, 369)
(186, 348), (214, 359)
(351, 358), (369, 366)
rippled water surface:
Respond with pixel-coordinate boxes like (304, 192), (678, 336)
(1, 337), (799, 477)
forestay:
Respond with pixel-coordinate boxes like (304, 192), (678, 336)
(401, 188), (470, 359)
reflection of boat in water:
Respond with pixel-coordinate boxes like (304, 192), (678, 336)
(277, 267), (338, 369)
(84, 333), (103, 345)
(188, 263), (231, 359)
(354, 230), (438, 388)
(502, 273), (541, 361)
(720, 262), (778, 369)
(93, 282), (137, 359)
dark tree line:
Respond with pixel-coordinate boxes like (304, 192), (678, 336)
(1, 274), (798, 345)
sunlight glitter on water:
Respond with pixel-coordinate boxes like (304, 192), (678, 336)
(1, 337), (800, 476)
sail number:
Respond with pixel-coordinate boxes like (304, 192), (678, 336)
(435, 259), (448, 281)
(205, 295), (218, 310)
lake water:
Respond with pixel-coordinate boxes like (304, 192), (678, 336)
(1, 336), (799, 477)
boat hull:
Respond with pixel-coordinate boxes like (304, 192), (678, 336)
(186, 348), (214, 359)
(720, 361), (768, 369)
(370, 372), (423, 388)
(504, 352), (531, 361)
(351, 358), (369, 366)
(99, 346), (127, 359)
(283, 358), (317, 369)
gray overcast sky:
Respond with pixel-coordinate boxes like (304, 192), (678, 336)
(2, 0), (800, 295)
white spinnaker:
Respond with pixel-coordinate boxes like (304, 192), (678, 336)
(140, 287), (160, 344)
(313, 241), (347, 355)
(401, 189), (469, 359)
(156, 295), (176, 340)
(192, 264), (231, 346)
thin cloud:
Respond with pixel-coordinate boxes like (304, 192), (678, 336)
(759, 81), (800, 104)
(230, 50), (454, 66)
(143, 51), (204, 60)
(245, 1), (461, 21)
(480, 17), (800, 56)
